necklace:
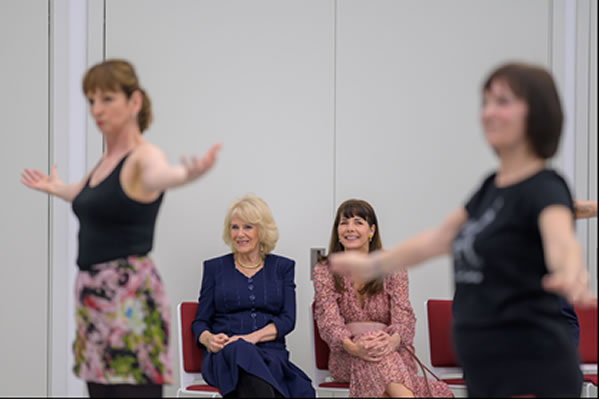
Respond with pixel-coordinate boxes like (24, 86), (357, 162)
(236, 257), (263, 269)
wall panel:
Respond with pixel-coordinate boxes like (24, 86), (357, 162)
(0, 0), (49, 396)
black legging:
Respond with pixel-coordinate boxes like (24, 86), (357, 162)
(223, 368), (284, 398)
(87, 382), (162, 398)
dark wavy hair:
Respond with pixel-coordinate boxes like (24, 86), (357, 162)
(325, 199), (383, 296)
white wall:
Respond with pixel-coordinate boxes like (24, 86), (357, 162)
(102, 0), (335, 396)
(0, 0), (49, 396)
(0, 0), (596, 397)
(335, 0), (551, 369)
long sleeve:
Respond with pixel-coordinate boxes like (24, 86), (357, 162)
(312, 263), (352, 352)
(267, 257), (296, 340)
(191, 260), (215, 349)
(384, 270), (415, 346)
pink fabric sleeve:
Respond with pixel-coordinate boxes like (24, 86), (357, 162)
(384, 269), (416, 346)
(312, 262), (353, 352)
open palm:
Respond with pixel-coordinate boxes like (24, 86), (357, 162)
(181, 143), (222, 183)
(21, 164), (61, 194)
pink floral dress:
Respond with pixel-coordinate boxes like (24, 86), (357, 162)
(313, 262), (452, 398)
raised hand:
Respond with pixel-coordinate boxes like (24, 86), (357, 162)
(21, 164), (62, 195)
(181, 143), (222, 184)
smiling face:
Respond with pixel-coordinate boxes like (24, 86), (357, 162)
(481, 79), (530, 156)
(86, 88), (141, 136)
(337, 215), (375, 253)
(230, 216), (260, 257)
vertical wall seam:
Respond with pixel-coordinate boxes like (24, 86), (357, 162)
(548, 0), (553, 70)
(46, 0), (52, 396)
(585, 0), (594, 271)
(102, 0), (106, 60)
(333, 0), (337, 215)
(102, 0), (106, 154)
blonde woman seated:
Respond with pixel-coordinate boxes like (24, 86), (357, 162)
(313, 199), (452, 398)
(192, 195), (315, 398)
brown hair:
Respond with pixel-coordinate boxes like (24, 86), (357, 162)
(82, 59), (153, 132)
(326, 199), (383, 296)
(483, 62), (563, 159)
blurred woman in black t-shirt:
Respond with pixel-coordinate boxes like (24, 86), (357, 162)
(329, 62), (595, 398)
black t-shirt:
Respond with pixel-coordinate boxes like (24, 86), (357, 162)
(451, 169), (576, 355)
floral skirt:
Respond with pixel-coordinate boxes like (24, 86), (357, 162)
(73, 255), (173, 384)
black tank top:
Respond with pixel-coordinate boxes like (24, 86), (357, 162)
(72, 153), (164, 269)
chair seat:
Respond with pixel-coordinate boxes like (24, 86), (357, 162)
(186, 384), (220, 392)
(442, 377), (465, 386)
(584, 374), (598, 386)
(318, 381), (350, 389)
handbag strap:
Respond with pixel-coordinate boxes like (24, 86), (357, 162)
(400, 343), (441, 397)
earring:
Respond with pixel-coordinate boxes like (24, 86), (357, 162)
(369, 234), (373, 242)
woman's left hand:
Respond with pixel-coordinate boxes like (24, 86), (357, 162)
(224, 333), (257, 346)
(363, 331), (400, 359)
(181, 143), (222, 183)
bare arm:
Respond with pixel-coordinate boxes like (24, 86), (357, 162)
(376, 207), (468, 272)
(329, 207), (468, 279)
(138, 142), (221, 193)
(573, 199), (598, 219)
(21, 164), (89, 203)
(539, 205), (595, 305)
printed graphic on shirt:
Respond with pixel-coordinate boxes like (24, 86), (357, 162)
(453, 197), (504, 284)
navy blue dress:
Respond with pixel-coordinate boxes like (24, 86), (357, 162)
(192, 253), (315, 398)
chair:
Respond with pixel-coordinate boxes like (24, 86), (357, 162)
(575, 304), (598, 397)
(310, 303), (350, 396)
(424, 299), (466, 390)
(176, 302), (221, 397)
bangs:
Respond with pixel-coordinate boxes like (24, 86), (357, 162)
(231, 205), (262, 225)
(340, 202), (372, 224)
(82, 64), (122, 95)
(483, 64), (526, 99)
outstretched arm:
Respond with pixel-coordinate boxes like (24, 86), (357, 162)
(21, 164), (89, 203)
(330, 207), (468, 279)
(539, 205), (595, 306)
(138, 142), (221, 193)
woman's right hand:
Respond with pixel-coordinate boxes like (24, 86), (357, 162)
(203, 332), (229, 353)
(21, 164), (62, 195)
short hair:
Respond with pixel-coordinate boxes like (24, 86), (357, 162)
(483, 62), (563, 159)
(222, 195), (279, 255)
(82, 59), (153, 132)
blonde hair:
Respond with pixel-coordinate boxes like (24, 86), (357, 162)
(223, 195), (279, 255)
(82, 59), (152, 132)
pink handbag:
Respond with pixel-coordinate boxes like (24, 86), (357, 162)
(345, 321), (387, 337)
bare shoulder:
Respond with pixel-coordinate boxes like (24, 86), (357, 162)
(131, 141), (167, 166)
